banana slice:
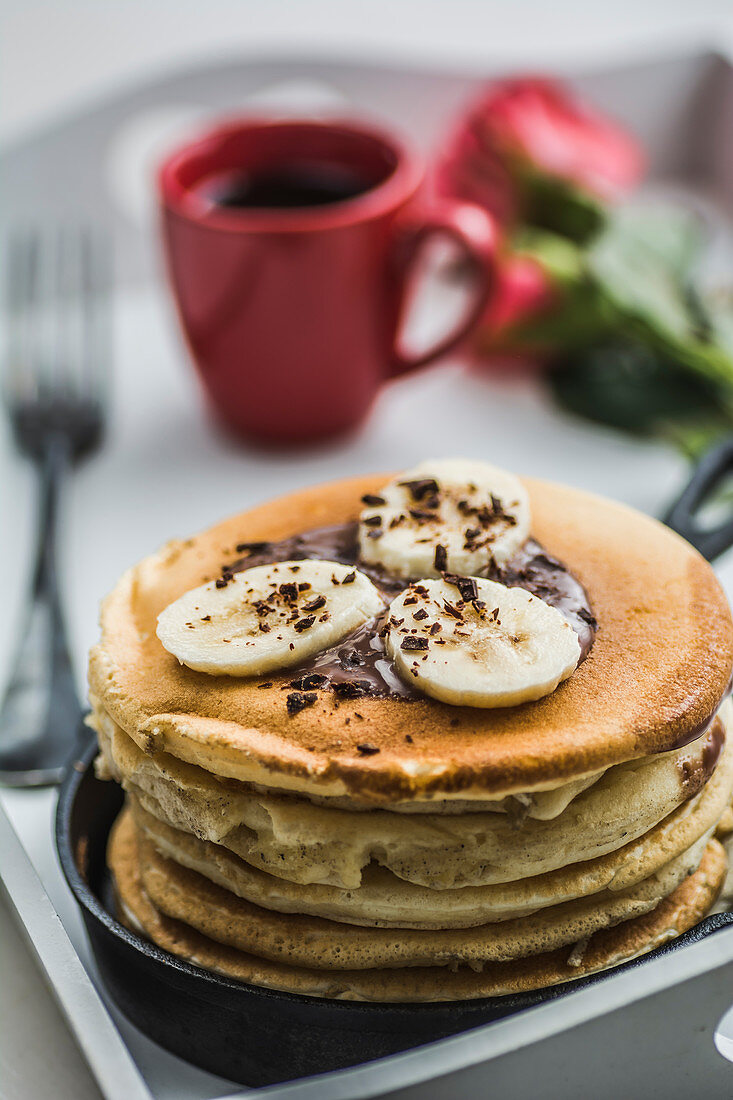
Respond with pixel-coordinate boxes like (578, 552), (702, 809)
(385, 576), (580, 707)
(157, 560), (385, 677)
(358, 458), (530, 579)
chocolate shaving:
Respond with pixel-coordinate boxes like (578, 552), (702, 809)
(286, 691), (317, 716)
(413, 608), (429, 621)
(293, 616), (316, 632)
(443, 600), (463, 620)
(290, 673), (328, 691)
(442, 572), (479, 602)
(363, 514), (383, 527)
(399, 477), (440, 501)
(302, 595), (326, 612)
(338, 648), (364, 669)
(401, 636), (429, 651)
(333, 680), (372, 699)
(278, 582), (298, 600)
(356, 742), (380, 756)
(341, 571), (356, 584)
(434, 544), (448, 572)
(361, 494), (386, 506)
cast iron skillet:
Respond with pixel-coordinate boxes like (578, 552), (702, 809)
(55, 446), (733, 1088)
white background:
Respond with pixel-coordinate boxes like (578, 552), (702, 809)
(3, 3), (733, 1099)
(4, 0), (733, 146)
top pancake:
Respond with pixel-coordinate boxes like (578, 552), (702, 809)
(89, 474), (733, 803)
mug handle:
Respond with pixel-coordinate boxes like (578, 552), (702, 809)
(389, 199), (498, 378)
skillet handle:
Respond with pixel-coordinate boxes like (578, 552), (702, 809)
(663, 438), (733, 562)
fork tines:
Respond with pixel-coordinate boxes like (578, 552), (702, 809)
(4, 226), (111, 460)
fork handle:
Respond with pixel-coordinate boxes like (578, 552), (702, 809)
(0, 436), (85, 785)
(33, 435), (70, 599)
(27, 434), (84, 719)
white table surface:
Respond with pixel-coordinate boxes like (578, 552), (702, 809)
(3, 3), (733, 1098)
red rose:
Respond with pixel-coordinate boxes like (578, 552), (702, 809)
(471, 249), (560, 370)
(437, 76), (644, 233)
(483, 251), (555, 334)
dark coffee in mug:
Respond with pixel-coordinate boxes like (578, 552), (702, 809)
(199, 161), (375, 210)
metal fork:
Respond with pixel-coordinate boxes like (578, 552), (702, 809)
(0, 228), (110, 786)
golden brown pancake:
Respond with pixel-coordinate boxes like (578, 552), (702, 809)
(108, 808), (726, 1002)
(91, 699), (607, 820)
(135, 825), (708, 968)
(130, 783), (724, 930)
(89, 475), (733, 804)
(97, 707), (732, 893)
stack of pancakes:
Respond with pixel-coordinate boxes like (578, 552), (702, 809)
(90, 475), (733, 1002)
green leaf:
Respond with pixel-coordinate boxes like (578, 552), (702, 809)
(497, 207), (733, 458)
(588, 205), (703, 342)
(503, 284), (612, 352)
(601, 204), (703, 275)
(517, 167), (608, 243)
(587, 204), (733, 392)
(548, 339), (733, 458)
(501, 229), (613, 350)
(701, 289), (733, 357)
(511, 228), (586, 287)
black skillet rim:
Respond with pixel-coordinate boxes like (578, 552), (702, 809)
(56, 737), (733, 1023)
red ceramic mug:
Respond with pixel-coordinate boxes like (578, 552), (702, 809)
(158, 118), (497, 444)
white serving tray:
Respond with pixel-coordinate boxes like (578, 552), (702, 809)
(2, 47), (733, 1100)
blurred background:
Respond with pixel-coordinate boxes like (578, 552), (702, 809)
(4, 1), (733, 670)
(3, 2), (733, 1097)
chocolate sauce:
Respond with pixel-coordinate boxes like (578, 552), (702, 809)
(676, 717), (726, 795)
(492, 542), (596, 659)
(657, 695), (731, 753)
(225, 523), (597, 700)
